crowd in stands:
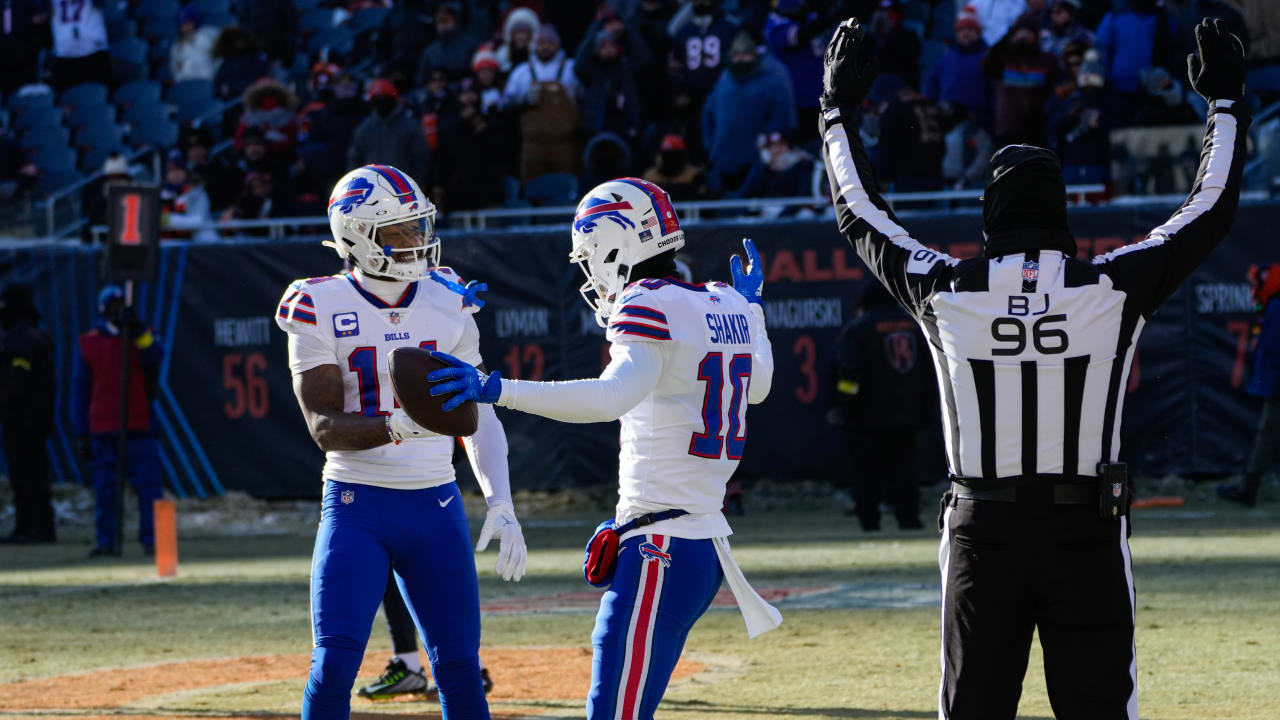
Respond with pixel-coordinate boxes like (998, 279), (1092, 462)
(0, 0), (1278, 237)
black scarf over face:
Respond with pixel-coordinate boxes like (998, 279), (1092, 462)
(982, 145), (1076, 259)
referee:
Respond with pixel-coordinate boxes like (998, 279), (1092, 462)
(819, 18), (1248, 720)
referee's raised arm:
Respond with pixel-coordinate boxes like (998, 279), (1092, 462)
(817, 21), (957, 318)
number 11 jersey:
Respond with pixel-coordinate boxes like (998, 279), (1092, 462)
(274, 269), (482, 489)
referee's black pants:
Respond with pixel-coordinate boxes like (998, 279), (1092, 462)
(938, 491), (1136, 719)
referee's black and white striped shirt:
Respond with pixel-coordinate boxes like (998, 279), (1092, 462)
(821, 99), (1249, 481)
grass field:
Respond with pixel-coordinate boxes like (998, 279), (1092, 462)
(1, 492), (1277, 720)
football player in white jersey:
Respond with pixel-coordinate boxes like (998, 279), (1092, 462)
(275, 164), (526, 720)
(428, 177), (783, 720)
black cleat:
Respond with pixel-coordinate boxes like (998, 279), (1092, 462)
(357, 658), (429, 701)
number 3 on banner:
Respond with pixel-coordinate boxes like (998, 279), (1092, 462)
(119, 194), (142, 246)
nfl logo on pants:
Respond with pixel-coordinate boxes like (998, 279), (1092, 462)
(341, 490), (355, 504)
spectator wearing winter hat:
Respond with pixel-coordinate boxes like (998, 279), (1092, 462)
(1039, 0), (1093, 57)
(506, 24), (580, 180)
(982, 13), (1058, 147)
(702, 28), (796, 195)
(170, 8), (221, 83)
(348, 78), (431, 186)
(235, 79), (299, 154)
(496, 7), (539, 74)
(869, 0), (922, 90)
(765, 0), (837, 146)
(416, 3), (479, 84)
(159, 150), (217, 241)
(924, 6), (994, 188)
(730, 129), (815, 204)
(575, 14), (649, 143)
(471, 48), (505, 114)
(643, 133), (708, 202)
(1046, 47), (1112, 187)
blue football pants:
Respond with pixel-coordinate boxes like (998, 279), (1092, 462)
(302, 480), (487, 720)
(587, 534), (724, 720)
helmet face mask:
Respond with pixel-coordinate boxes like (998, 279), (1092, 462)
(570, 178), (684, 327)
(326, 165), (439, 282)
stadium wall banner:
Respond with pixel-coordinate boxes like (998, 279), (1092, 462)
(3, 201), (1274, 498)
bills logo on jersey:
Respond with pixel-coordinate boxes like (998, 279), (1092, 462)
(709, 295), (721, 303)
(638, 542), (671, 567)
(328, 176), (375, 216)
(334, 312), (360, 337)
(341, 489), (355, 504)
(574, 195), (635, 234)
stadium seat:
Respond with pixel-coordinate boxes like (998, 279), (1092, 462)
(74, 122), (125, 154)
(107, 16), (136, 41)
(349, 7), (389, 34)
(166, 79), (214, 107)
(19, 126), (70, 153)
(174, 96), (218, 125)
(60, 82), (109, 111)
(122, 101), (168, 127)
(141, 15), (177, 43)
(307, 27), (354, 56)
(114, 80), (163, 111)
(200, 11), (236, 28)
(32, 145), (76, 174)
(524, 173), (578, 207)
(147, 37), (173, 66)
(109, 37), (148, 83)
(135, 0), (177, 25)
(188, 0), (231, 18)
(299, 8), (334, 36)
(34, 169), (83, 197)
(131, 117), (178, 149)
(67, 103), (117, 131)
(12, 105), (60, 132)
(8, 89), (54, 114)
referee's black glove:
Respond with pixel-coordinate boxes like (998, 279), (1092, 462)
(821, 18), (880, 111)
(1186, 17), (1245, 103)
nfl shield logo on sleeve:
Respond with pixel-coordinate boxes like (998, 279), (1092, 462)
(341, 489), (355, 504)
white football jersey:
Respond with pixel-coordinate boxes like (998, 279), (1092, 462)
(275, 268), (482, 489)
(606, 278), (772, 536)
(50, 0), (108, 58)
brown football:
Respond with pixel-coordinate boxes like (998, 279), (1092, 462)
(387, 347), (479, 437)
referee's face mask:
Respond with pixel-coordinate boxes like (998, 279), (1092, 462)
(981, 145), (1077, 259)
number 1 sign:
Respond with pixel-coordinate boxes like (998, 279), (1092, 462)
(103, 184), (159, 282)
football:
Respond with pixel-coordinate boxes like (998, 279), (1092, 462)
(387, 347), (479, 437)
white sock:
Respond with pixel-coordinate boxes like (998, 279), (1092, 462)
(396, 651), (422, 673)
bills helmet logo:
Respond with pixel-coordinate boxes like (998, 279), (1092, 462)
(1022, 260), (1039, 284)
(574, 195), (635, 234)
(328, 176), (375, 216)
(341, 489), (355, 504)
(638, 542), (671, 567)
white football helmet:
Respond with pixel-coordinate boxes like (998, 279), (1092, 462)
(570, 177), (685, 327)
(325, 164), (439, 281)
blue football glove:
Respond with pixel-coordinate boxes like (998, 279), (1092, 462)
(429, 270), (488, 313)
(427, 351), (502, 411)
(730, 238), (764, 304)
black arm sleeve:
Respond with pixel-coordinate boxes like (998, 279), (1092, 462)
(820, 105), (957, 318)
(1093, 101), (1251, 317)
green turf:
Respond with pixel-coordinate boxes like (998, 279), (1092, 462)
(1, 500), (1277, 719)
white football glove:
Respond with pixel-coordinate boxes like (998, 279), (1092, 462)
(475, 502), (527, 582)
(386, 408), (438, 444)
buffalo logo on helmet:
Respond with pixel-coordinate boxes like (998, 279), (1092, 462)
(638, 541), (672, 567)
(573, 194), (636, 234)
(328, 176), (376, 216)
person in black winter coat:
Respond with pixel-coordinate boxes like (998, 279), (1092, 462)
(575, 15), (649, 143)
(0, 284), (56, 544)
(828, 283), (936, 530)
(434, 79), (515, 212)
